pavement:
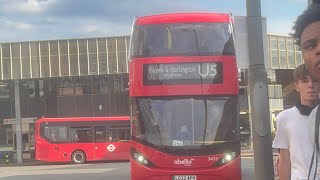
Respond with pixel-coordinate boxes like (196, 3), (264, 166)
(0, 159), (45, 167)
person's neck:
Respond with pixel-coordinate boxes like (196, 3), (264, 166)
(300, 100), (318, 107)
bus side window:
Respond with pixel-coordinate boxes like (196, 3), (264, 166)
(109, 127), (130, 142)
(43, 126), (67, 142)
(95, 126), (106, 143)
(119, 128), (130, 141)
(109, 128), (119, 142)
(70, 127), (91, 143)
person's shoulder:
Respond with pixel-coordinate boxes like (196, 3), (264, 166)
(277, 107), (299, 118)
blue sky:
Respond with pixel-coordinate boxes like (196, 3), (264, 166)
(0, 0), (308, 42)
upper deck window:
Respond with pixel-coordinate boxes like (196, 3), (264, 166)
(131, 23), (235, 58)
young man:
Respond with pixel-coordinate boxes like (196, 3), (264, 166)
(273, 64), (320, 180)
(292, 4), (320, 179)
(292, 4), (320, 82)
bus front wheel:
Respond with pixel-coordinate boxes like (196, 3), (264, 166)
(71, 150), (86, 164)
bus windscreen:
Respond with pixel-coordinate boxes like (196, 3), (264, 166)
(131, 96), (239, 155)
(131, 22), (235, 58)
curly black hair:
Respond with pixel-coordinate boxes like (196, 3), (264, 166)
(292, 4), (320, 46)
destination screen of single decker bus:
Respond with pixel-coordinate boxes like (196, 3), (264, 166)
(143, 62), (222, 85)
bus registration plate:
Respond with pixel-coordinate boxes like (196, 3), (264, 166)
(173, 175), (196, 180)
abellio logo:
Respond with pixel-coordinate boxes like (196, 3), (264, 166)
(174, 159), (194, 166)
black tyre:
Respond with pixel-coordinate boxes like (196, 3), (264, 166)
(71, 150), (86, 164)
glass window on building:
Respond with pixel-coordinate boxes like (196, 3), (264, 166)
(107, 38), (117, 73)
(118, 52), (127, 73)
(278, 37), (286, 50)
(40, 42), (50, 77)
(59, 40), (69, 76)
(78, 39), (88, 75)
(295, 45), (301, 51)
(49, 41), (60, 77)
(117, 37), (127, 73)
(107, 38), (116, 53)
(271, 50), (279, 69)
(11, 43), (21, 79)
(21, 42), (31, 79)
(125, 37), (130, 61)
(30, 42), (40, 78)
(69, 40), (79, 76)
(88, 39), (98, 75)
(117, 37), (126, 51)
(108, 52), (117, 74)
(270, 36), (278, 50)
(74, 76), (92, 95)
(286, 38), (294, 51)
(28, 80), (45, 98)
(0, 81), (10, 99)
(0, 125), (13, 146)
(296, 51), (303, 65)
(279, 51), (287, 69)
(98, 38), (107, 74)
(110, 74), (123, 93)
(2, 44), (11, 80)
(92, 75), (109, 94)
(288, 51), (295, 69)
(268, 85), (282, 99)
(58, 77), (74, 96)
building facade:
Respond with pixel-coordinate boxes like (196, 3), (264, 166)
(0, 37), (130, 154)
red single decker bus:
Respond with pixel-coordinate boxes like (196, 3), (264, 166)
(35, 116), (130, 164)
(129, 13), (241, 180)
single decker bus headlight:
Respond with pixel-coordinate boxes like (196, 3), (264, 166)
(214, 152), (237, 167)
(130, 148), (155, 167)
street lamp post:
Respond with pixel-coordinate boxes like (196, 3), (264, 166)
(246, 0), (275, 179)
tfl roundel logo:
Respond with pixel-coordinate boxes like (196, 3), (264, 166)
(107, 144), (116, 152)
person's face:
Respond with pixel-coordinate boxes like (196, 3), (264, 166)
(295, 75), (320, 102)
(301, 21), (320, 81)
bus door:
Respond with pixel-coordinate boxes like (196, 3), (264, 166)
(107, 125), (130, 160)
(93, 126), (108, 161)
(41, 122), (68, 161)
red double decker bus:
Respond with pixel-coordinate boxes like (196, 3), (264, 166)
(129, 13), (241, 180)
(35, 116), (130, 164)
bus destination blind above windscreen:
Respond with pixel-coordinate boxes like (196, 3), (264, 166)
(143, 62), (223, 85)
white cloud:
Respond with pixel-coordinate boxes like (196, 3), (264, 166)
(5, 20), (33, 30)
(5, 0), (56, 13)
(83, 25), (98, 33)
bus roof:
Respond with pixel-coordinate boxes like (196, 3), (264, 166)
(37, 116), (130, 123)
(136, 13), (231, 25)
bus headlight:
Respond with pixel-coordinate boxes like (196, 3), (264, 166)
(214, 152), (237, 166)
(130, 148), (155, 167)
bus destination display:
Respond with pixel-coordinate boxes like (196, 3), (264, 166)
(143, 62), (222, 85)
